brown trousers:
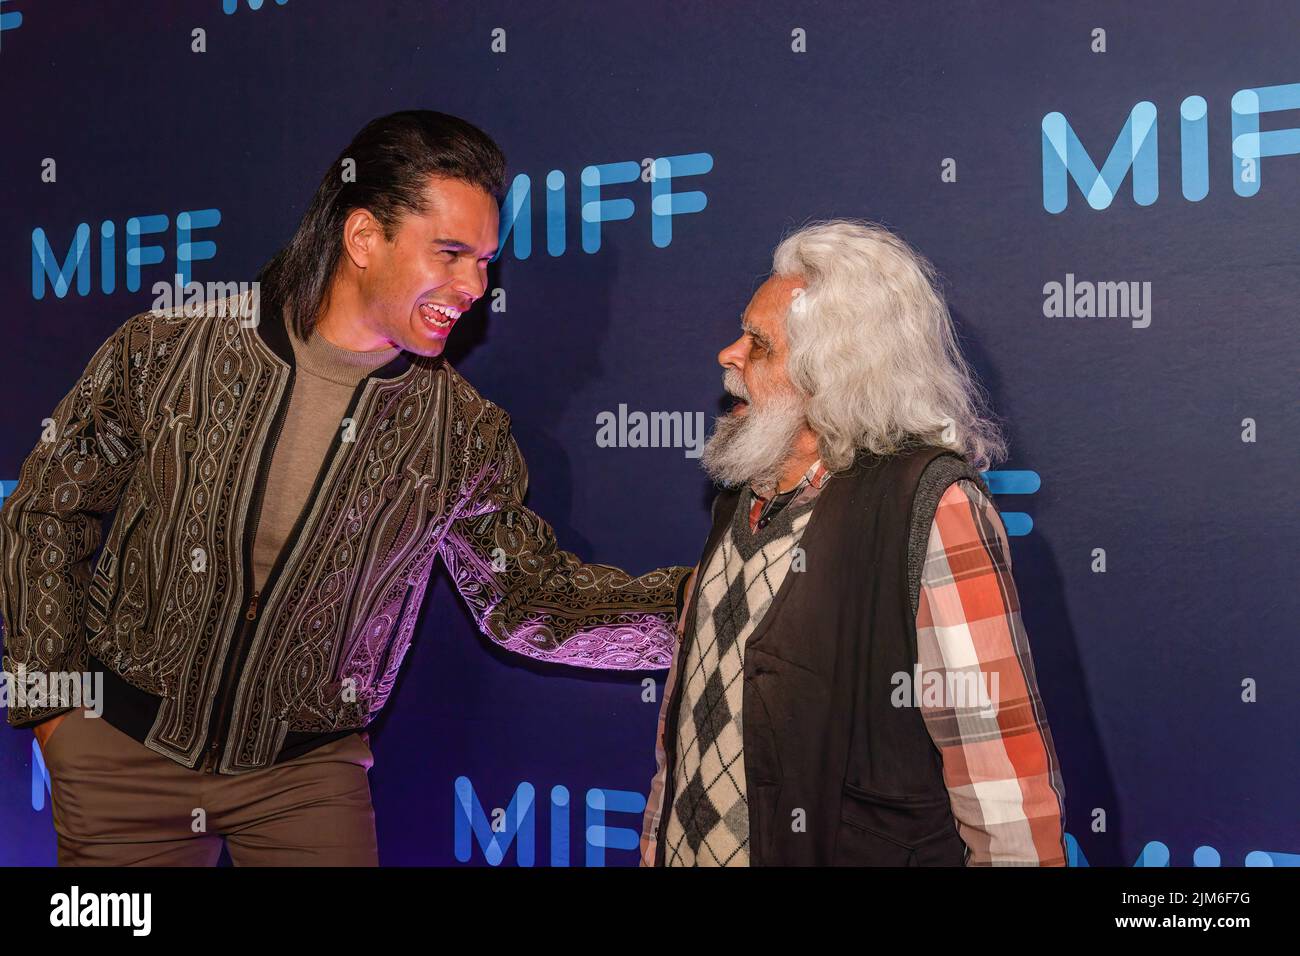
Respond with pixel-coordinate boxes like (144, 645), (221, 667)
(41, 706), (379, 866)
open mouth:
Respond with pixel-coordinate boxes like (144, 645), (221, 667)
(419, 301), (462, 332)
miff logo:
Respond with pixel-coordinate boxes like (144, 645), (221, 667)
(453, 776), (645, 866)
(222, 0), (288, 13)
(1065, 833), (1299, 867)
(0, 0), (22, 50)
(1041, 81), (1300, 212)
(496, 153), (712, 259)
(31, 208), (222, 299)
(983, 469), (1039, 536)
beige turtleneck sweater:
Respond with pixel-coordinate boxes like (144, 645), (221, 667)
(251, 321), (399, 592)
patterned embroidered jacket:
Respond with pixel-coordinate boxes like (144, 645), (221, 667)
(0, 293), (690, 772)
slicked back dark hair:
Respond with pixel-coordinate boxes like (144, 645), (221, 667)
(256, 110), (506, 340)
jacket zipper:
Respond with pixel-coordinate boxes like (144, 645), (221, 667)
(197, 361), (295, 774)
(200, 591), (261, 773)
(199, 365), (372, 774)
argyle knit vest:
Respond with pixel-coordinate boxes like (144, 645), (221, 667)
(662, 489), (817, 865)
(655, 444), (991, 865)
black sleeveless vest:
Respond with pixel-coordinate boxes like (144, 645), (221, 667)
(656, 444), (992, 866)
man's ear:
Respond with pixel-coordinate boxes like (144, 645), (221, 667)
(341, 208), (382, 270)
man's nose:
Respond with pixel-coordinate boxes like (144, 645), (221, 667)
(718, 334), (746, 370)
(452, 258), (488, 303)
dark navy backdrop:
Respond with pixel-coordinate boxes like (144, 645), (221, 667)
(1, 0), (1296, 866)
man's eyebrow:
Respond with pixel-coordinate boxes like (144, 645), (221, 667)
(434, 236), (499, 256)
(430, 238), (497, 257)
(743, 322), (773, 347)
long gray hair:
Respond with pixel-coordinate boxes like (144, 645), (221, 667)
(773, 218), (1007, 472)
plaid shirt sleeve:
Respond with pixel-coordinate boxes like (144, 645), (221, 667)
(915, 479), (1068, 865)
(638, 644), (678, 866)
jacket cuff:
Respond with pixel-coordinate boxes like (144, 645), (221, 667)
(8, 706), (74, 730)
(2, 653), (77, 728)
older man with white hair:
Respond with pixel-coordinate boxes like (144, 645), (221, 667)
(641, 219), (1067, 866)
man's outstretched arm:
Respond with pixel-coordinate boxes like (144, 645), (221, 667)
(438, 412), (692, 670)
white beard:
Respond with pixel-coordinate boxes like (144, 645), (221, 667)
(701, 373), (807, 496)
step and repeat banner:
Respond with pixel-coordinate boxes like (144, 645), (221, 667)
(0, 0), (1295, 866)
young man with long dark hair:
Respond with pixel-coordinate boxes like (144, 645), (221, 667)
(0, 110), (690, 865)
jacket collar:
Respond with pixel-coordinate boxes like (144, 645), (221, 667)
(255, 300), (416, 382)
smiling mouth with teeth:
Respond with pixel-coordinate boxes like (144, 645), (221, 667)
(419, 301), (462, 332)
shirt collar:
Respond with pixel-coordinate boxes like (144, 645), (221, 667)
(759, 457), (826, 496)
(750, 458), (829, 504)
(255, 300), (416, 382)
